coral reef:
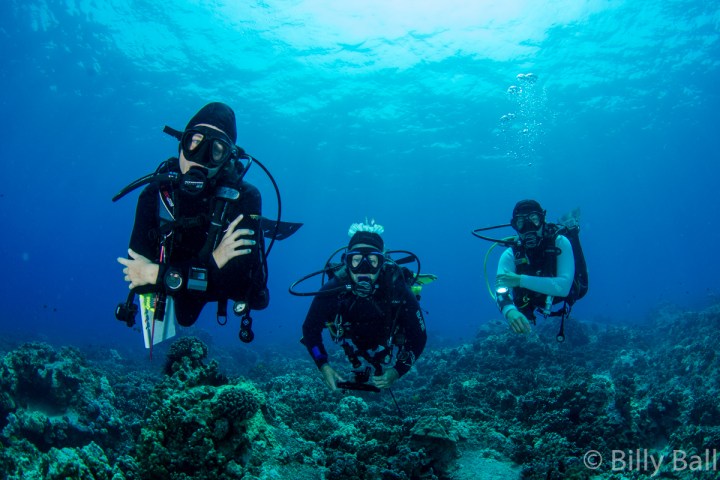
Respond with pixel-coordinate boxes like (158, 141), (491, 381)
(0, 342), (142, 479)
(135, 336), (269, 479)
(0, 304), (719, 479)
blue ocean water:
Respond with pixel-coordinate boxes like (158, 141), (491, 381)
(0, 0), (717, 353)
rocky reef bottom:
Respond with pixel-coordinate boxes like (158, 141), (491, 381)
(1, 303), (719, 480)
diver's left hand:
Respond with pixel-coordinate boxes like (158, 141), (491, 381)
(372, 368), (400, 389)
(496, 270), (521, 289)
(213, 214), (256, 269)
(117, 249), (159, 289)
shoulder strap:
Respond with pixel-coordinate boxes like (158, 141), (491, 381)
(540, 223), (562, 276)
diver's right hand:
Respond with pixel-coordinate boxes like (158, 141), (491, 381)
(117, 249), (159, 289)
(320, 364), (344, 391)
(506, 309), (532, 334)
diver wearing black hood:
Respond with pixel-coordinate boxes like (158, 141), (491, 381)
(117, 102), (268, 329)
(300, 228), (427, 392)
(495, 199), (575, 334)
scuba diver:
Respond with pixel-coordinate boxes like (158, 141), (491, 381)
(293, 221), (431, 393)
(114, 102), (299, 349)
(473, 199), (588, 341)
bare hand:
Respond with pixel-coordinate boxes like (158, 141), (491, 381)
(507, 309), (532, 334)
(372, 368), (399, 389)
(117, 249), (159, 289)
(496, 270), (521, 289)
(320, 364), (345, 391)
(212, 214), (256, 269)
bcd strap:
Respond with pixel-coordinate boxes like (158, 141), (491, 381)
(197, 185), (241, 260)
(153, 215), (207, 239)
(198, 200), (229, 260)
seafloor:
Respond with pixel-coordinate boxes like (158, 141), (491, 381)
(1, 303), (718, 479)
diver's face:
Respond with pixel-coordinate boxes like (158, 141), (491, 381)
(519, 224), (543, 249)
(179, 123), (227, 174)
(512, 211), (544, 249)
(347, 243), (383, 285)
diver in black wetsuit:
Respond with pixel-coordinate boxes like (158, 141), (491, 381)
(301, 228), (427, 391)
(117, 102), (268, 331)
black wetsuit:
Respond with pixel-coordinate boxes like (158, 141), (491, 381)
(128, 159), (266, 326)
(301, 268), (427, 377)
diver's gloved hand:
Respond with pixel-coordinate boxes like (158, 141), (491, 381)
(320, 364), (345, 391)
(506, 309), (532, 334)
(117, 249), (159, 289)
(212, 214), (256, 269)
(496, 270), (521, 289)
(372, 367), (399, 389)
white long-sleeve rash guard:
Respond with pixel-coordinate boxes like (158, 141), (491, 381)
(496, 235), (575, 318)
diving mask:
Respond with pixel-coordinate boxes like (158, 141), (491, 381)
(181, 126), (239, 169)
(512, 212), (544, 249)
(346, 248), (384, 275)
(511, 212), (544, 233)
